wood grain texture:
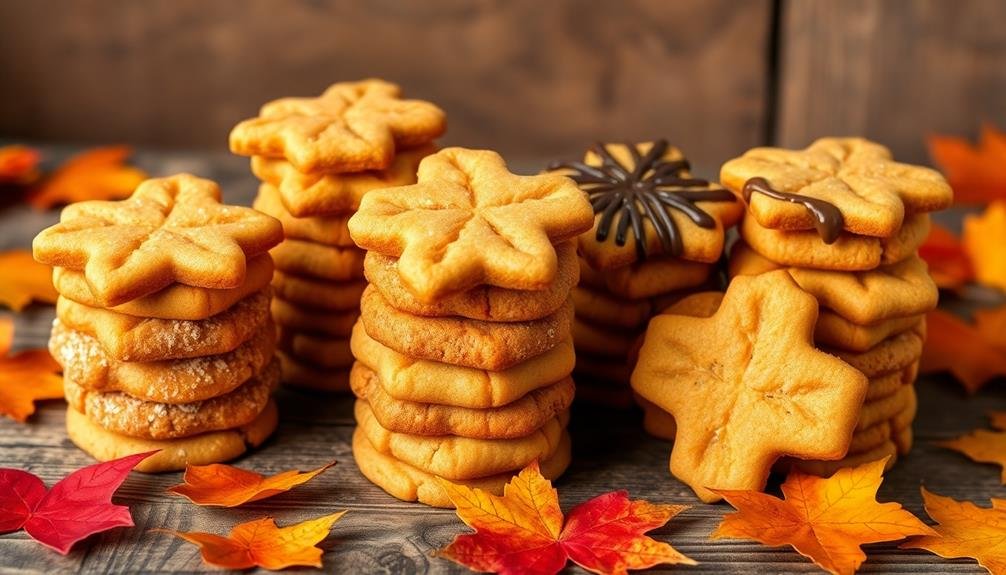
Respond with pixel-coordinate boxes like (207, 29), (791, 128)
(0, 0), (770, 171)
(776, 0), (1006, 163)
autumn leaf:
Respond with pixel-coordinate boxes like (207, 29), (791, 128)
(0, 250), (59, 311)
(0, 451), (156, 554)
(0, 317), (63, 421)
(158, 512), (346, 570)
(920, 309), (1006, 393)
(902, 488), (1006, 575)
(437, 460), (694, 575)
(28, 146), (146, 210)
(168, 461), (335, 507)
(0, 145), (41, 185)
(712, 458), (934, 575)
(964, 201), (1006, 292)
(928, 124), (1006, 204)
(918, 223), (974, 290)
(938, 411), (1006, 482)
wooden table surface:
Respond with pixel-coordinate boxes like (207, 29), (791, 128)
(1, 148), (1003, 574)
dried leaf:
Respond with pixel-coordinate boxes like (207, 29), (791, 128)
(938, 412), (1006, 482)
(920, 309), (1006, 393)
(902, 488), (1006, 575)
(437, 461), (694, 575)
(0, 317), (63, 421)
(159, 512), (346, 570)
(0, 451), (156, 554)
(918, 223), (974, 290)
(28, 146), (146, 210)
(928, 125), (1006, 204)
(964, 202), (1006, 292)
(168, 461), (335, 507)
(712, 458), (934, 575)
(0, 145), (41, 185)
(0, 250), (59, 311)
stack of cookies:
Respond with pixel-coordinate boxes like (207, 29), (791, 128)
(346, 148), (594, 507)
(719, 137), (952, 474)
(33, 174), (284, 472)
(229, 79), (446, 391)
(547, 141), (742, 407)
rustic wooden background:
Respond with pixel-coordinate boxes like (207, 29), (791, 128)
(1, 0), (1003, 172)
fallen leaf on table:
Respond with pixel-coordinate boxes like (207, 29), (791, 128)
(938, 412), (1006, 482)
(920, 309), (1006, 394)
(28, 146), (146, 210)
(976, 306), (1006, 350)
(168, 461), (335, 507)
(437, 461), (694, 575)
(158, 512), (346, 570)
(0, 145), (40, 185)
(0, 250), (59, 311)
(928, 124), (1006, 204)
(712, 458), (934, 575)
(902, 488), (1006, 575)
(0, 451), (156, 554)
(964, 202), (1006, 292)
(0, 317), (63, 421)
(918, 223), (974, 290)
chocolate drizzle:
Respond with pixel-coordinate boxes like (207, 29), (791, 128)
(547, 140), (736, 259)
(742, 177), (844, 244)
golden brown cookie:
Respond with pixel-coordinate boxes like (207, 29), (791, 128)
(572, 286), (653, 330)
(350, 362), (574, 439)
(572, 319), (636, 359)
(51, 319), (275, 404)
(579, 256), (712, 300)
(636, 395), (677, 441)
(848, 421), (893, 454)
(893, 425), (913, 455)
(815, 312), (922, 352)
(824, 321), (925, 377)
(271, 271), (366, 312)
(277, 350), (350, 392)
(355, 400), (567, 480)
(277, 328), (353, 369)
(52, 254), (274, 321)
(254, 184), (355, 246)
(348, 147), (593, 302)
(250, 145), (433, 218)
(857, 384), (914, 431)
(548, 141), (742, 269)
(865, 369), (906, 402)
(270, 239), (365, 282)
(352, 426), (571, 508)
(230, 79), (445, 172)
(890, 386), (918, 434)
(33, 174), (282, 306)
(67, 400), (278, 473)
(722, 138), (951, 238)
(631, 270), (868, 502)
(271, 297), (359, 338)
(56, 289), (271, 362)
(360, 286), (573, 371)
(364, 241), (578, 322)
(351, 322), (573, 409)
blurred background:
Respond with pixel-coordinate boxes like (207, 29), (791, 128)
(1, 0), (1004, 172)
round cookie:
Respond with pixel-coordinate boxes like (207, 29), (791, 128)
(270, 239), (365, 282)
(271, 297), (359, 338)
(360, 287), (573, 371)
(572, 319), (637, 359)
(351, 322), (573, 409)
(52, 254), (275, 321)
(857, 384), (915, 431)
(278, 328), (353, 369)
(51, 319), (275, 404)
(355, 400), (568, 480)
(56, 290), (271, 362)
(364, 241), (578, 322)
(815, 312), (922, 352)
(350, 362), (574, 439)
(865, 370), (906, 402)
(67, 399), (278, 473)
(890, 385), (919, 434)
(893, 425), (913, 456)
(271, 271), (366, 312)
(572, 286), (652, 330)
(579, 257), (712, 300)
(352, 427), (571, 508)
(636, 395), (677, 441)
(277, 351), (350, 392)
(824, 322), (924, 377)
(848, 420), (893, 454)
(65, 360), (279, 440)
(254, 184), (355, 247)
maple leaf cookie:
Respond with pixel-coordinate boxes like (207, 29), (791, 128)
(33, 174), (283, 306)
(230, 79), (446, 173)
(631, 270), (868, 503)
(348, 147), (594, 302)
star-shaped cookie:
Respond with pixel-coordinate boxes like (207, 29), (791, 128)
(348, 147), (594, 303)
(33, 173), (283, 306)
(720, 137), (952, 238)
(631, 270), (868, 503)
(230, 79), (446, 173)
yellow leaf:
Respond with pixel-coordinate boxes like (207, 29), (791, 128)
(964, 202), (1006, 292)
(168, 461), (335, 507)
(0, 317), (64, 421)
(0, 250), (58, 311)
(28, 146), (146, 210)
(902, 488), (1006, 575)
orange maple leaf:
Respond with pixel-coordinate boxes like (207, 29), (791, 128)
(712, 458), (934, 575)
(938, 411), (1006, 482)
(168, 461), (335, 507)
(157, 512), (345, 570)
(0, 250), (58, 311)
(0, 145), (41, 185)
(964, 201), (1006, 292)
(902, 488), (1006, 575)
(437, 460), (694, 575)
(28, 146), (146, 210)
(0, 317), (63, 421)
(928, 124), (1006, 204)
(921, 309), (1006, 393)
(918, 223), (974, 290)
